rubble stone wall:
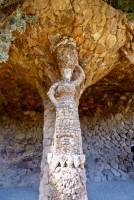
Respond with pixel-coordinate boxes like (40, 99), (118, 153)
(81, 112), (134, 182)
(0, 118), (43, 188)
(0, 110), (134, 188)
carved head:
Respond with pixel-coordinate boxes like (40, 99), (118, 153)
(54, 37), (78, 81)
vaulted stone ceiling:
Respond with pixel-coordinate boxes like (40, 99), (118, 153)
(0, 0), (134, 120)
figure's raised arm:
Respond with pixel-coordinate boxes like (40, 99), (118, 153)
(72, 64), (85, 87)
(47, 82), (59, 107)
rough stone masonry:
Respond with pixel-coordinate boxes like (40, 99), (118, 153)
(39, 38), (87, 200)
(0, 96), (134, 189)
(0, 0), (134, 200)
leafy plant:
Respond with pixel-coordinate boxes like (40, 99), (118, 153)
(104, 0), (134, 20)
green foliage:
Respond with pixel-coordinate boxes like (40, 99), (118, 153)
(104, 0), (134, 20)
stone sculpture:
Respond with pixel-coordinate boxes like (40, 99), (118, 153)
(47, 37), (88, 200)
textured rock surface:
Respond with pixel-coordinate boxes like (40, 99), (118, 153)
(1, 95), (134, 188)
(40, 40), (87, 200)
(0, 116), (43, 188)
(80, 91), (134, 182)
(0, 0), (134, 120)
(0, 0), (134, 199)
(0, 95), (133, 190)
(82, 113), (134, 182)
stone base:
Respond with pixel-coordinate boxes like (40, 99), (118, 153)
(47, 153), (87, 200)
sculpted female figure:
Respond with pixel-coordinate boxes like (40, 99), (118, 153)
(47, 38), (87, 200)
(48, 38), (85, 155)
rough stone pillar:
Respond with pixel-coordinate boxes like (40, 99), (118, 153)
(39, 37), (87, 200)
(39, 101), (56, 200)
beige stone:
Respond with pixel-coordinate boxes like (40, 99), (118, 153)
(82, 39), (92, 49)
(93, 32), (101, 41)
(71, 27), (83, 38)
(105, 6), (115, 19)
(94, 13), (106, 27)
(34, 0), (49, 10)
(115, 113), (123, 121)
(78, 0), (89, 10)
(91, 55), (98, 64)
(89, 22), (97, 33)
(127, 31), (133, 42)
(76, 35), (85, 46)
(55, 9), (74, 27)
(131, 42), (134, 51)
(60, 26), (73, 36)
(50, 0), (71, 10)
(104, 51), (113, 64)
(109, 18), (117, 34)
(98, 35), (107, 45)
(102, 27), (111, 37)
(27, 37), (38, 47)
(99, 51), (107, 58)
(100, 1), (107, 14)
(116, 29), (126, 47)
(106, 35), (117, 49)
(22, 0), (36, 14)
(72, 0), (81, 13)
(73, 13), (84, 26)
(83, 7), (93, 20)
(36, 9), (47, 18)
(117, 14), (127, 30)
(95, 45), (105, 54)
(96, 26), (104, 35)
(10, 51), (19, 61)
(46, 9), (55, 22)
(92, 5), (100, 16)
(89, 42), (96, 51)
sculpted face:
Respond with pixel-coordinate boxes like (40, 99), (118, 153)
(60, 68), (73, 81)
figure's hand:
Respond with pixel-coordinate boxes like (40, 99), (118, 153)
(47, 83), (60, 107)
(76, 64), (85, 78)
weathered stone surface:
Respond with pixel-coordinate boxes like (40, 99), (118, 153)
(34, 0), (49, 10)
(0, 0), (134, 119)
(1, 93), (134, 189)
(80, 96), (134, 182)
(39, 39), (87, 200)
(1, 1), (134, 200)
(0, 118), (43, 188)
(106, 35), (117, 49)
(50, 0), (72, 10)
(54, 9), (74, 27)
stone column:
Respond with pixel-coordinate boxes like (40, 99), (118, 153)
(47, 98), (87, 200)
(39, 101), (55, 200)
(39, 37), (88, 200)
